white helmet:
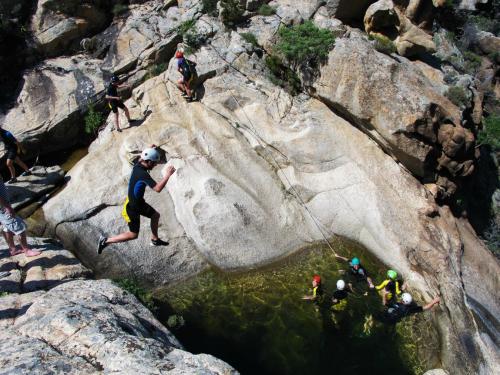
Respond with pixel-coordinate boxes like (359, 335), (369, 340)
(141, 148), (160, 162)
(336, 279), (345, 290)
(401, 293), (412, 305)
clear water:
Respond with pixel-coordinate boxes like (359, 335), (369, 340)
(155, 241), (439, 375)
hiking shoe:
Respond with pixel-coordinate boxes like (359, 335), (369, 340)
(6, 178), (17, 184)
(97, 235), (108, 254)
(181, 92), (188, 97)
(150, 238), (169, 247)
(0, 271), (11, 278)
(20, 171), (31, 177)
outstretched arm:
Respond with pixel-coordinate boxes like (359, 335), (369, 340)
(153, 165), (175, 192)
(423, 297), (440, 311)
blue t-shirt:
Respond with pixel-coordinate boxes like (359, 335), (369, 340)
(0, 129), (17, 150)
(127, 163), (156, 208)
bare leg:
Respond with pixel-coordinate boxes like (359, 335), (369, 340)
(6, 159), (16, 180)
(150, 211), (160, 241)
(3, 231), (19, 254)
(185, 81), (192, 98)
(14, 156), (29, 172)
(19, 232), (41, 257)
(114, 112), (120, 131)
(177, 79), (186, 93)
(106, 231), (138, 244)
(123, 106), (131, 122)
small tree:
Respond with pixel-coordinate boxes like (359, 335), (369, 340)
(445, 86), (468, 108)
(84, 105), (103, 135)
(276, 21), (335, 69)
(478, 114), (500, 151)
(220, 0), (245, 27)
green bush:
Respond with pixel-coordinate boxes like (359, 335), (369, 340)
(276, 21), (335, 69)
(257, 4), (276, 16)
(469, 15), (499, 34)
(370, 34), (397, 55)
(176, 19), (196, 37)
(84, 105), (103, 135)
(112, 4), (129, 17)
(478, 115), (500, 151)
(463, 51), (482, 74)
(220, 0), (245, 27)
(445, 85), (468, 107)
(265, 54), (301, 95)
(145, 63), (167, 80)
(201, 0), (218, 16)
(240, 32), (259, 48)
(114, 278), (157, 312)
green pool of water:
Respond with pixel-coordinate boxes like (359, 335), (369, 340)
(155, 241), (439, 375)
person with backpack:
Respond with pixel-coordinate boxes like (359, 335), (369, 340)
(105, 75), (132, 132)
(175, 50), (195, 101)
(0, 125), (31, 183)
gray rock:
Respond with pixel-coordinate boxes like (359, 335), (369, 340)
(325, 0), (374, 21)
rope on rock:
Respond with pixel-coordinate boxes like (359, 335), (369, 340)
(201, 43), (343, 258)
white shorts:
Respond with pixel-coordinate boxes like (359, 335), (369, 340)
(0, 208), (27, 235)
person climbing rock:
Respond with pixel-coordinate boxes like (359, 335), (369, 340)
(375, 269), (404, 306)
(381, 293), (440, 324)
(97, 147), (175, 254)
(175, 50), (196, 101)
(302, 275), (323, 303)
(0, 125), (31, 183)
(0, 178), (40, 257)
(106, 75), (132, 132)
(335, 255), (374, 290)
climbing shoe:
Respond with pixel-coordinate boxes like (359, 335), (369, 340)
(181, 92), (188, 97)
(6, 178), (17, 184)
(150, 238), (169, 247)
(97, 235), (108, 254)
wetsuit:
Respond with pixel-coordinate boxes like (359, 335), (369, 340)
(331, 289), (349, 311)
(349, 264), (369, 282)
(376, 279), (402, 304)
(121, 162), (157, 233)
(312, 284), (324, 304)
(177, 57), (193, 84)
(382, 302), (423, 324)
(107, 82), (125, 113)
(0, 129), (19, 160)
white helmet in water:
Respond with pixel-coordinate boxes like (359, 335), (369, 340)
(336, 279), (345, 290)
(401, 293), (412, 305)
(141, 148), (160, 162)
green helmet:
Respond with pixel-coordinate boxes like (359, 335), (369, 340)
(387, 270), (398, 280)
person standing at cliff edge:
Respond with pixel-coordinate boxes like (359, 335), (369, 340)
(0, 125), (31, 183)
(97, 147), (175, 254)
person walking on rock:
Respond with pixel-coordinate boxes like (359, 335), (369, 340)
(175, 50), (195, 101)
(97, 147), (175, 254)
(0, 126), (31, 183)
(106, 75), (132, 132)
(0, 178), (40, 257)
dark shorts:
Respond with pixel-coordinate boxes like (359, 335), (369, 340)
(122, 200), (156, 233)
(109, 100), (126, 113)
(181, 72), (193, 85)
(5, 147), (17, 160)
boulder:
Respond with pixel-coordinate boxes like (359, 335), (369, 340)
(0, 279), (238, 374)
(31, 0), (108, 57)
(0, 56), (104, 158)
(270, 0), (323, 20)
(325, 0), (374, 21)
(364, 0), (436, 56)
(459, 0), (490, 10)
(311, 32), (473, 187)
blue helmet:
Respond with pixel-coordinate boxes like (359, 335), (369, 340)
(351, 257), (360, 266)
